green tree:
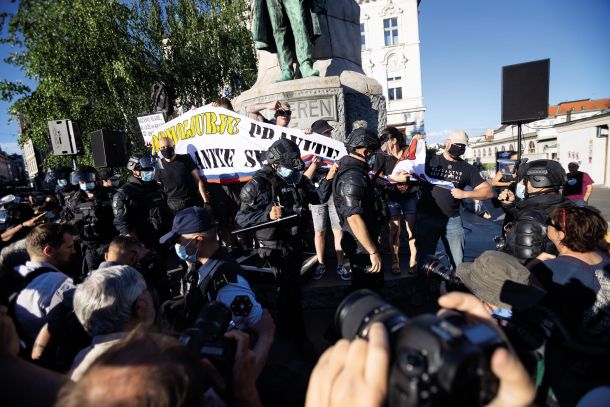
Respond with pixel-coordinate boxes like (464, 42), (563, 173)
(1, 0), (256, 171)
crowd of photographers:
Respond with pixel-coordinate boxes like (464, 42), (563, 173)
(0, 102), (609, 406)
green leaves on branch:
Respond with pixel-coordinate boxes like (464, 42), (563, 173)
(2, 0), (256, 170)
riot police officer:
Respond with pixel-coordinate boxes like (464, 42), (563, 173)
(46, 166), (77, 207)
(236, 138), (330, 339)
(68, 166), (117, 272)
(333, 128), (386, 294)
(112, 155), (172, 252)
(498, 159), (571, 263)
(98, 167), (121, 200)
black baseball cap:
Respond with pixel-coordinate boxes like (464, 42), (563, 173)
(311, 119), (333, 135)
(159, 206), (215, 244)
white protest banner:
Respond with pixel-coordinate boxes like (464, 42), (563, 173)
(391, 138), (454, 189)
(137, 113), (166, 146)
(150, 106), (346, 184)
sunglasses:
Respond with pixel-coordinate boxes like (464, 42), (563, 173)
(276, 109), (292, 117)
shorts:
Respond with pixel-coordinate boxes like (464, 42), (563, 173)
(388, 194), (418, 218)
(309, 195), (341, 232)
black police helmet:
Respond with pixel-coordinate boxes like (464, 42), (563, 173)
(266, 139), (304, 170)
(52, 165), (73, 180)
(344, 128), (380, 154)
(70, 165), (97, 185)
(127, 154), (157, 171)
(517, 159), (566, 188)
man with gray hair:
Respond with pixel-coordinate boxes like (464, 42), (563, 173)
(70, 265), (155, 380)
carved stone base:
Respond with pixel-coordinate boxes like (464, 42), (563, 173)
(232, 73), (386, 141)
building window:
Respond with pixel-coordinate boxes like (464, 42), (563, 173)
(501, 145), (506, 152)
(387, 75), (402, 100)
(509, 144), (514, 151)
(483, 149), (486, 157)
(383, 18), (399, 46)
(488, 148), (492, 157)
(494, 147), (498, 154)
(528, 141), (535, 154)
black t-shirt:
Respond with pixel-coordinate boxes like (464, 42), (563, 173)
(418, 154), (485, 218)
(156, 154), (198, 201)
(373, 151), (419, 201)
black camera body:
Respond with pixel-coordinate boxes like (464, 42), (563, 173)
(418, 255), (458, 284)
(336, 290), (504, 407)
(179, 301), (235, 375)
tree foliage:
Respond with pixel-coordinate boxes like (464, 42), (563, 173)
(1, 0), (256, 170)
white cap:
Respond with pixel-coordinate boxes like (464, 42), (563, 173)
(446, 130), (469, 145)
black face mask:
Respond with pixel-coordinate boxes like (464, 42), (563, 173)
(448, 144), (466, 158)
(161, 147), (175, 159)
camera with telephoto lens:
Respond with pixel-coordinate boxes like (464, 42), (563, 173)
(418, 255), (458, 284)
(179, 301), (236, 375)
(336, 289), (505, 407)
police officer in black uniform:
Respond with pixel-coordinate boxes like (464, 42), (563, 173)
(68, 166), (117, 273)
(333, 128), (386, 294)
(112, 154), (172, 300)
(98, 167), (121, 200)
(47, 166), (77, 207)
(498, 159), (571, 263)
(236, 139), (330, 339)
(112, 155), (172, 250)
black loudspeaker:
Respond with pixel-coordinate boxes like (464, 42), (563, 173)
(501, 59), (550, 124)
(90, 129), (129, 168)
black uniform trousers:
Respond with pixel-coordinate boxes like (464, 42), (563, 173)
(259, 242), (305, 340)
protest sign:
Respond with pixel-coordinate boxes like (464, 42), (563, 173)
(137, 113), (166, 146)
(150, 106), (346, 184)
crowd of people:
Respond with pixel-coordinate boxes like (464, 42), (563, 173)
(0, 99), (609, 406)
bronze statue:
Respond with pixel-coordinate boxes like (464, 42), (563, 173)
(252, 0), (326, 82)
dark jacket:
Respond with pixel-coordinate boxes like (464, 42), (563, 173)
(112, 176), (171, 249)
(68, 188), (117, 245)
(333, 155), (387, 253)
(236, 165), (330, 242)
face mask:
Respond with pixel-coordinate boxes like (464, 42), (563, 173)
(161, 147), (175, 159)
(448, 144), (466, 158)
(45, 211), (55, 220)
(277, 166), (302, 185)
(367, 152), (376, 168)
(175, 238), (197, 263)
(515, 182), (526, 199)
(80, 182), (96, 191)
(141, 170), (155, 182)
(57, 179), (68, 188)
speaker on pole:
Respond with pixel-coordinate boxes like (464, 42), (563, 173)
(90, 130), (129, 168)
(48, 120), (82, 155)
(501, 59), (550, 125)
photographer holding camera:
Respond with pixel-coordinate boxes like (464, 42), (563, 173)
(306, 291), (535, 407)
(498, 159), (571, 263)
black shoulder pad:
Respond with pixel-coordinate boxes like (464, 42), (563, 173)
(239, 176), (268, 205)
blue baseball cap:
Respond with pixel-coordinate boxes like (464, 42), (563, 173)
(159, 206), (215, 244)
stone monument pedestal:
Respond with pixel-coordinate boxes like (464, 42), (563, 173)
(232, 0), (386, 141)
(232, 73), (385, 141)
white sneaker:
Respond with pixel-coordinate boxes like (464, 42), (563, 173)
(336, 265), (351, 281)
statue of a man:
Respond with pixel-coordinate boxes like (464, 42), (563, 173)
(252, 0), (326, 82)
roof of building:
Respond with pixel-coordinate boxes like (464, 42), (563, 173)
(548, 98), (610, 117)
(553, 110), (610, 128)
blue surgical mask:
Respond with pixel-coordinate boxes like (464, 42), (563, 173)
(80, 182), (96, 191)
(367, 153), (376, 168)
(175, 238), (197, 263)
(57, 179), (68, 188)
(45, 211), (55, 220)
(515, 182), (525, 199)
(277, 166), (302, 185)
(141, 170), (155, 182)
